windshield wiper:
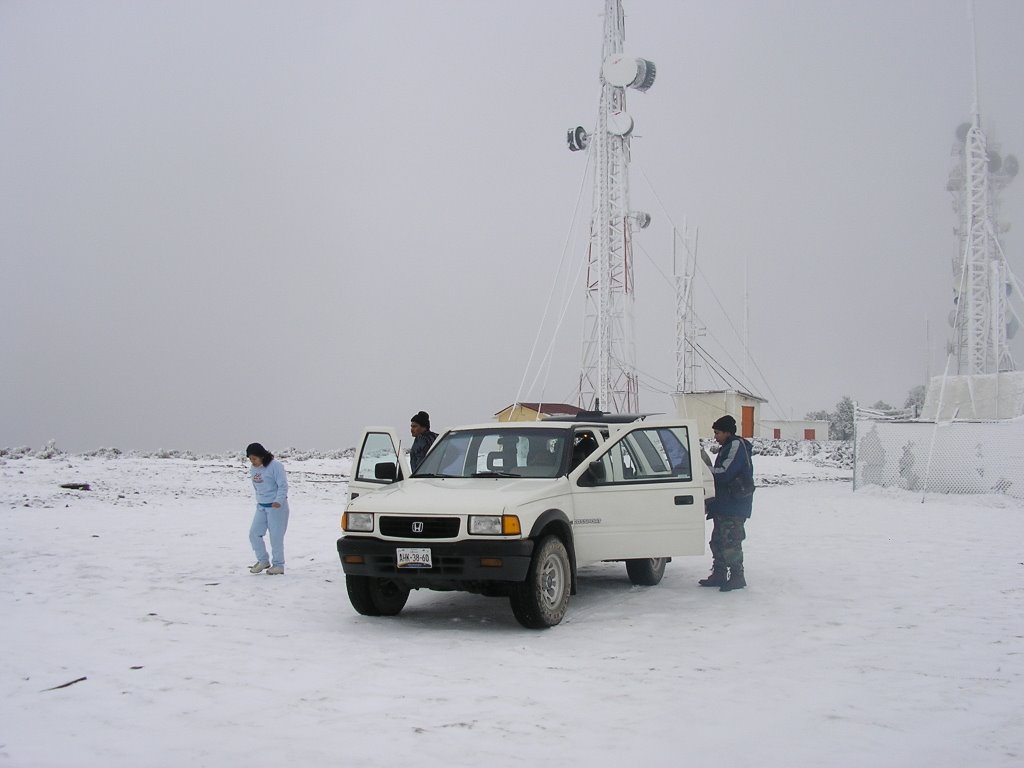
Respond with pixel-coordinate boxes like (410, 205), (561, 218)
(413, 473), (457, 478)
(472, 471), (521, 478)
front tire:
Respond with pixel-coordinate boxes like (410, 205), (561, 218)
(346, 575), (411, 617)
(626, 557), (667, 586)
(509, 536), (571, 629)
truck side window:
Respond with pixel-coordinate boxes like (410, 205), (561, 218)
(356, 433), (399, 483)
(589, 427), (693, 484)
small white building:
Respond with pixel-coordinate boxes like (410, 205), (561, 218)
(758, 419), (830, 441)
(671, 390), (766, 439)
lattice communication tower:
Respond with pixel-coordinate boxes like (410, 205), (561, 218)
(567, 0), (655, 412)
(945, 6), (1019, 374)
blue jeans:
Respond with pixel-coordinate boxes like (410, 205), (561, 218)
(249, 503), (289, 567)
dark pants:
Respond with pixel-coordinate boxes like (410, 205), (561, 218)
(709, 516), (746, 575)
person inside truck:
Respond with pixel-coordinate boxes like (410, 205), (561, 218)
(570, 431), (600, 470)
(527, 436), (557, 467)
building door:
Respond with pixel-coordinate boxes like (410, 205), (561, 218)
(741, 406), (754, 438)
(773, 428), (781, 439)
(804, 428), (816, 440)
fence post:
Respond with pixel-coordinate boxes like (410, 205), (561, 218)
(851, 406), (857, 492)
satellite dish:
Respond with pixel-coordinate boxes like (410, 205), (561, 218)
(632, 58), (656, 92)
(956, 122), (971, 142)
(988, 150), (1002, 173)
(1004, 155), (1019, 177)
(602, 55), (657, 91)
(948, 309), (957, 327)
(607, 110), (634, 137)
(603, 55), (639, 87)
(1008, 315), (1019, 339)
(567, 125), (590, 151)
(630, 211), (651, 229)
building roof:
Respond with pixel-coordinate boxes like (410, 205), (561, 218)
(494, 402), (584, 417)
(673, 389), (769, 404)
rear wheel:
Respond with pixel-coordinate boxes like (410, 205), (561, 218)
(509, 536), (571, 629)
(346, 575), (411, 616)
(626, 557), (667, 586)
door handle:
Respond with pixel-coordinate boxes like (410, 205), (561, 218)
(674, 495), (693, 505)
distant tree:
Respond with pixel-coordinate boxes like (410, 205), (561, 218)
(832, 395), (855, 440)
(904, 384), (927, 415)
(871, 400), (894, 411)
(805, 397), (855, 440)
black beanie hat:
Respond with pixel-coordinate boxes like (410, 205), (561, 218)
(711, 415), (737, 434)
(411, 411), (430, 429)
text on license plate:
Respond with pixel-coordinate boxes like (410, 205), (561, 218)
(396, 547), (432, 569)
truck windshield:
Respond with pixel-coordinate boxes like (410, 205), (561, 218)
(413, 428), (569, 479)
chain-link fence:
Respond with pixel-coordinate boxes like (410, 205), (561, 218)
(853, 411), (1024, 499)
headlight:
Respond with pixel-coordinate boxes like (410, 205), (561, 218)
(343, 512), (374, 532)
(469, 515), (502, 535)
(469, 515), (521, 535)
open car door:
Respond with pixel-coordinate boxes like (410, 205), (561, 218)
(570, 421), (706, 563)
(346, 428), (410, 505)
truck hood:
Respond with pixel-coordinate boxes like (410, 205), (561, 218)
(347, 476), (570, 516)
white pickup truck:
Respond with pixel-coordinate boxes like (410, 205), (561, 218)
(337, 415), (712, 628)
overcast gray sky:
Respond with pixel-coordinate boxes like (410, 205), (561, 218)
(2, 0), (1023, 452)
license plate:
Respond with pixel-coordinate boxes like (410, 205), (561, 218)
(396, 547), (432, 569)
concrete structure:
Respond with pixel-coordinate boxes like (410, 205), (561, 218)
(920, 371), (1024, 420)
(671, 390), (766, 439)
(758, 419), (830, 441)
(495, 403), (585, 422)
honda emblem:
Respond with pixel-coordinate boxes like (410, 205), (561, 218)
(411, 521), (424, 533)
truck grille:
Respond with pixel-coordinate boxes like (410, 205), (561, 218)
(378, 516), (460, 538)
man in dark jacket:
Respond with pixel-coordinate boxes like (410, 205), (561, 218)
(409, 410), (438, 473)
(699, 414), (754, 592)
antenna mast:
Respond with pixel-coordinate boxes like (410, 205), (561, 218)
(568, 0), (655, 412)
(946, 0), (1018, 374)
(674, 224), (700, 393)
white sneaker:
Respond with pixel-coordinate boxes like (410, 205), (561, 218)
(266, 565), (284, 575)
(249, 561), (270, 574)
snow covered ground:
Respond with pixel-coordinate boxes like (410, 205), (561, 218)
(1, 451), (1022, 767)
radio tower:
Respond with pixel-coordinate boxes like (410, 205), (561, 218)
(946, 1), (1019, 374)
(567, 0), (655, 413)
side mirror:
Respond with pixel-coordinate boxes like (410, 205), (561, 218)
(374, 461), (398, 481)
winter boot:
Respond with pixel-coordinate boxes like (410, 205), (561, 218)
(265, 565), (285, 575)
(719, 571), (746, 592)
(249, 561), (270, 574)
(698, 568), (728, 587)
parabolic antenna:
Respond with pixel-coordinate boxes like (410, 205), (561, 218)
(1004, 155), (1019, 177)
(630, 211), (651, 229)
(988, 150), (1002, 173)
(607, 110), (634, 137)
(956, 122), (971, 142)
(567, 125), (590, 151)
(602, 55), (657, 91)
